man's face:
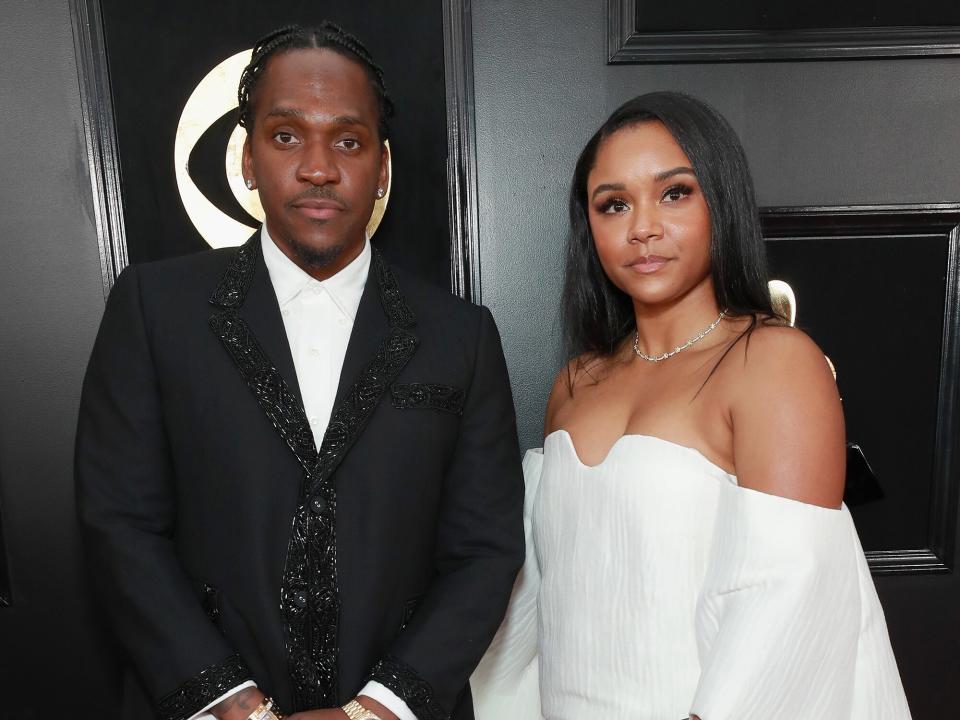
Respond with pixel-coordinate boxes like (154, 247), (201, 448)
(242, 48), (388, 278)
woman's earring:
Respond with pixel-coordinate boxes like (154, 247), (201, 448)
(376, 187), (386, 198)
(245, 179), (255, 190)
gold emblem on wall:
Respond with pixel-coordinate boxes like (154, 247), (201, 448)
(768, 279), (796, 327)
(174, 49), (391, 249)
(768, 279), (837, 379)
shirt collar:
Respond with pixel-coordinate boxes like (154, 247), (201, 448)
(260, 224), (370, 320)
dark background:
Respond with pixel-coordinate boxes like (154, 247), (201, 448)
(0, 3), (120, 716)
(101, 0), (451, 288)
(635, 1), (960, 33)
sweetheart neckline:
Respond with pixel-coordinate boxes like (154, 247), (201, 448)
(544, 428), (737, 479)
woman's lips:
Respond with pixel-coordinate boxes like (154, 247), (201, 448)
(628, 255), (670, 274)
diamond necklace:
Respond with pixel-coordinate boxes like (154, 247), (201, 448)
(633, 310), (727, 363)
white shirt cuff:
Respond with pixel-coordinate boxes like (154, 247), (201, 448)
(188, 680), (257, 720)
(360, 680), (417, 720)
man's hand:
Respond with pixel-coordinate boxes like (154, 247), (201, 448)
(286, 695), (398, 720)
(356, 695), (398, 720)
(210, 687), (267, 720)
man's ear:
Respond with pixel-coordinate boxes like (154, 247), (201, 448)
(377, 141), (389, 192)
(242, 134), (255, 188)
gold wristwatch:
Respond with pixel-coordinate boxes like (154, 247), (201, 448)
(247, 697), (284, 720)
(341, 699), (383, 720)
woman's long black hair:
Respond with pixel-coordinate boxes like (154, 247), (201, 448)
(562, 91), (775, 365)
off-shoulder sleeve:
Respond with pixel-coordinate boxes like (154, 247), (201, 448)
(471, 448), (545, 720)
(690, 484), (911, 720)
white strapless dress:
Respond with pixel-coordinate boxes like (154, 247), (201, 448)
(472, 430), (912, 720)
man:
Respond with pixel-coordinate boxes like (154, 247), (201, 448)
(76, 23), (524, 720)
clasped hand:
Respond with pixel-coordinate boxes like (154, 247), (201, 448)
(286, 694), (398, 720)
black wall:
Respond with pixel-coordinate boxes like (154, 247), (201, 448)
(0, 0), (120, 714)
(470, 2), (960, 716)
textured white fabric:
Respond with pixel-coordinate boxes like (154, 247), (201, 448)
(472, 450), (544, 719)
(473, 430), (911, 720)
(359, 681), (417, 720)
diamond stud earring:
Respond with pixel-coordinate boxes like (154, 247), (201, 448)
(376, 187), (385, 198)
(245, 179), (254, 190)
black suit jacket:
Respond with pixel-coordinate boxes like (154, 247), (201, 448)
(75, 235), (524, 720)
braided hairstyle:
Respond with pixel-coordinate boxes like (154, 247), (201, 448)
(237, 22), (394, 140)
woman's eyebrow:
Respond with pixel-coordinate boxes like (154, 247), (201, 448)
(654, 166), (696, 182)
(591, 182), (625, 200)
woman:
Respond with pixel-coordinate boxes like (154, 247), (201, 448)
(472, 92), (911, 719)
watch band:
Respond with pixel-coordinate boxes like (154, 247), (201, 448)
(341, 699), (383, 720)
(247, 697), (284, 720)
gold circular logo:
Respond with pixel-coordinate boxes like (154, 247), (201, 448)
(174, 49), (391, 249)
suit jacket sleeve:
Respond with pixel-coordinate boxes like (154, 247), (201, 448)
(367, 306), (525, 719)
(75, 266), (252, 720)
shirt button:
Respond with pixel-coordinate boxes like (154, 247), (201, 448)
(310, 347), (321, 356)
(310, 496), (328, 515)
(309, 416), (319, 426)
(338, 318), (347, 327)
(281, 309), (290, 317)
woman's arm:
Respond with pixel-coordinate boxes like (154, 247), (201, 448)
(730, 325), (846, 508)
(689, 327), (861, 720)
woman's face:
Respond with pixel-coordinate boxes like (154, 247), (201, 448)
(587, 121), (713, 309)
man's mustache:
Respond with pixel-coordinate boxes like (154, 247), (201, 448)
(287, 186), (349, 209)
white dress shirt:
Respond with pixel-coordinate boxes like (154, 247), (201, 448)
(189, 227), (415, 720)
(262, 225), (369, 448)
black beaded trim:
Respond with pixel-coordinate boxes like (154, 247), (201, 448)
(209, 238), (419, 711)
(157, 653), (252, 720)
(209, 238), (257, 309)
(209, 310), (319, 474)
(281, 327), (417, 709)
(367, 655), (449, 720)
(374, 250), (416, 330)
(391, 383), (465, 415)
(307, 328), (418, 496)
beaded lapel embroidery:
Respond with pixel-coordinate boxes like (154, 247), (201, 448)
(209, 237), (418, 710)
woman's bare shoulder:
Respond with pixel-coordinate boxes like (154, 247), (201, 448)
(719, 322), (833, 384)
(724, 323), (846, 508)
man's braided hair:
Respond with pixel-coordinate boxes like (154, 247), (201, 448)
(237, 22), (394, 140)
